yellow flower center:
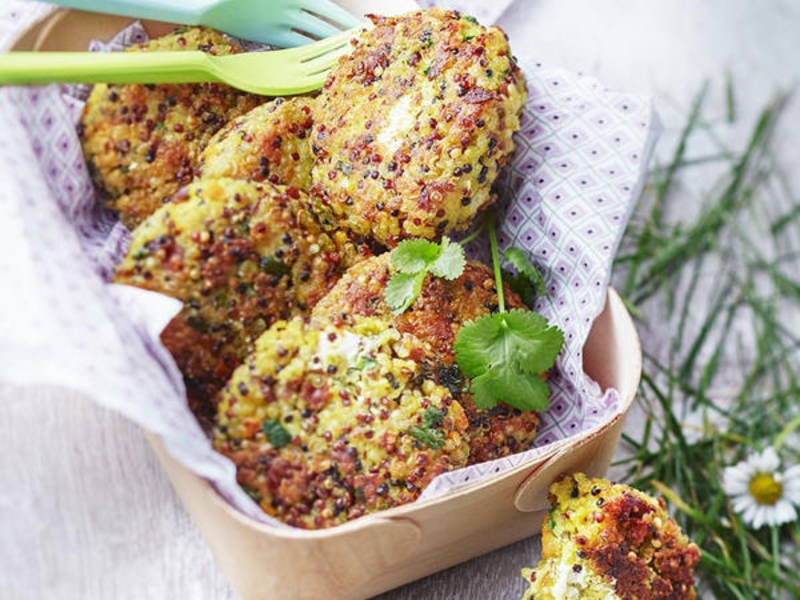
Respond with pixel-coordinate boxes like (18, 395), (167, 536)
(749, 473), (783, 505)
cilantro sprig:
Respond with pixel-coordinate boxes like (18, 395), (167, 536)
(384, 237), (466, 314)
(454, 218), (564, 411)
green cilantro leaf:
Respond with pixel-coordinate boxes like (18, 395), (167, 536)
(454, 310), (563, 411)
(430, 237), (466, 280)
(391, 239), (442, 273)
(498, 310), (564, 374)
(454, 310), (563, 376)
(504, 247), (547, 298)
(470, 362), (551, 411)
(503, 269), (535, 308)
(261, 419), (292, 448)
(385, 271), (426, 314)
(384, 237), (465, 314)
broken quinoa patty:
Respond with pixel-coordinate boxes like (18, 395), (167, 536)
(114, 178), (366, 417)
(312, 253), (540, 463)
(213, 316), (470, 528)
(80, 27), (263, 228)
(198, 97), (316, 190)
(522, 473), (701, 600)
(309, 9), (526, 246)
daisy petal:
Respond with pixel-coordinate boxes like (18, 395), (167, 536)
(742, 502), (758, 527)
(752, 505), (766, 530)
(774, 500), (797, 526)
(784, 465), (800, 480)
(723, 465), (753, 495)
(756, 447), (780, 472)
(732, 495), (754, 513)
(784, 468), (800, 503)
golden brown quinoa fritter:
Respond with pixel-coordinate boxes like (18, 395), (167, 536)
(522, 473), (701, 600)
(198, 97), (316, 189)
(309, 9), (526, 246)
(312, 253), (540, 463)
(80, 27), (263, 228)
(114, 178), (368, 417)
(214, 316), (471, 528)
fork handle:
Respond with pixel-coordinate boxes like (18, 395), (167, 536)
(47, 0), (210, 26)
(0, 51), (220, 86)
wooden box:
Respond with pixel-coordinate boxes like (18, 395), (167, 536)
(10, 5), (642, 598)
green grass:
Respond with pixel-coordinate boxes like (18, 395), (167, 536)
(612, 81), (800, 598)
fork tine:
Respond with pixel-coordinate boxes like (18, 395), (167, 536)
(268, 28), (315, 48)
(301, 43), (351, 75)
(296, 28), (357, 62)
(299, 0), (364, 29)
(288, 10), (343, 39)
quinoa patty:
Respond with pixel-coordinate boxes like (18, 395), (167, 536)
(80, 27), (263, 228)
(522, 473), (701, 599)
(309, 9), (526, 246)
(214, 316), (471, 528)
(198, 97), (316, 190)
(114, 178), (366, 417)
(312, 253), (540, 463)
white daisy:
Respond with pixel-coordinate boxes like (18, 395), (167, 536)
(723, 447), (800, 530)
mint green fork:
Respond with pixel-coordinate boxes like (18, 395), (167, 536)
(50, 0), (363, 47)
(0, 28), (358, 96)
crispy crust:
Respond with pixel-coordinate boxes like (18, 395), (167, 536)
(114, 178), (368, 418)
(522, 473), (701, 600)
(312, 253), (540, 463)
(80, 27), (264, 228)
(213, 316), (471, 528)
(198, 97), (316, 190)
(309, 9), (526, 246)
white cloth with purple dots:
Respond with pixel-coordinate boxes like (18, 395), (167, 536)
(0, 3), (659, 524)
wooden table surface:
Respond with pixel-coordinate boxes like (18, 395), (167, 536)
(2, 1), (799, 599)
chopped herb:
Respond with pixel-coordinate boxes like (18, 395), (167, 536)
(421, 406), (444, 428)
(241, 484), (261, 502)
(335, 160), (353, 175)
(132, 247), (149, 260)
(186, 315), (208, 333)
(407, 407), (447, 449)
(353, 356), (377, 371)
(408, 425), (445, 449)
(463, 15), (479, 24)
(261, 419), (291, 448)
(259, 256), (290, 276)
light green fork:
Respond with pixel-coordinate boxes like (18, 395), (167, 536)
(0, 27), (359, 96)
(48, 0), (364, 48)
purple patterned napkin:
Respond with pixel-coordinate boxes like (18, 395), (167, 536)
(0, 2), (659, 522)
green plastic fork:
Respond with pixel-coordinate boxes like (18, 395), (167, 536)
(0, 28), (359, 96)
(49, 0), (364, 47)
